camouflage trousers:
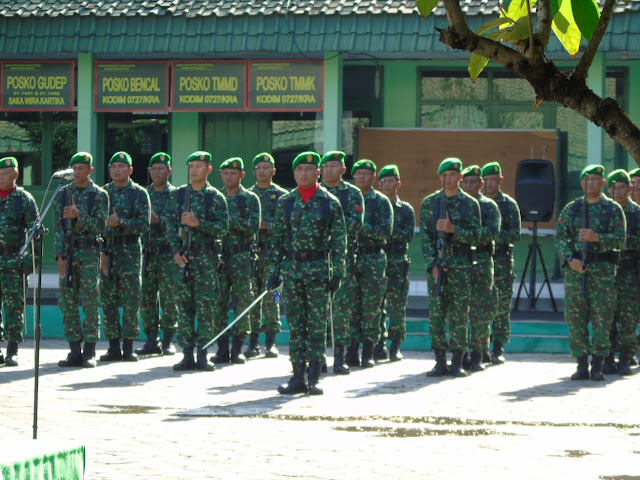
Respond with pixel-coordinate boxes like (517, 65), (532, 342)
(468, 257), (495, 353)
(427, 265), (471, 352)
(564, 262), (616, 358)
(610, 264), (640, 355)
(100, 245), (141, 340)
(352, 252), (387, 343)
(379, 256), (410, 341)
(282, 275), (329, 365)
(58, 249), (101, 343)
(330, 254), (356, 345)
(492, 253), (515, 344)
(0, 267), (25, 343)
(214, 251), (252, 339)
(140, 251), (179, 335)
(249, 252), (281, 334)
(176, 251), (219, 349)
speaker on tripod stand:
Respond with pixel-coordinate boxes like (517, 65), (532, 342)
(513, 159), (558, 312)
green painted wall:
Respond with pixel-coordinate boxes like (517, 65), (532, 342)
(169, 112), (201, 187)
(383, 61), (418, 128)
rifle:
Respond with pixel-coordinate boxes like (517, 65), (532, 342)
(434, 178), (447, 296)
(63, 190), (74, 287)
(142, 168), (151, 278)
(581, 198), (589, 298)
(105, 212), (115, 281)
(178, 166), (192, 283)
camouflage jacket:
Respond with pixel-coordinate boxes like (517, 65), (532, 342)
(248, 182), (288, 248)
(620, 200), (640, 262)
(324, 179), (364, 249)
(145, 183), (176, 250)
(474, 193), (501, 264)
(385, 196), (415, 260)
(269, 185), (346, 280)
(420, 188), (481, 269)
(222, 184), (261, 251)
(102, 179), (151, 248)
(489, 190), (521, 250)
(166, 182), (229, 256)
(54, 181), (109, 258)
(0, 186), (38, 269)
(359, 187), (393, 248)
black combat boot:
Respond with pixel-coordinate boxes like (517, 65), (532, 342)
(332, 345), (350, 375)
(135, 330), (162, 355)
(307, 360), (324, 395)
(122, 339), (138, 362)
(482, 350), (492, 364)
(570, 355), (590, 380)
(590, 355), (605, 381)
(461, 351), (472, 371)
(449, 351), (468, 377)
(373, 339), (388, 361)
(264, 332), (279, 358)
(491, 341), (505, 365)
(0, 347), (4, 365)
(277, 363), (308, 395)
(426, 349), (449, 377)
(230, 336), (247, 364)
(345, 339), (360, 367)
(100, 338), (122, 362)
(82, 342), (97, 368)
(617, 351), (633, 376)
(389, 337), (403, 362)
(5, 341), (18, 367)
(58, 341), (83, 368)
(196, 347), (214, 372)
(469, 350), (486, 372)
(602, 352), (618, 374)
(630, 355), (638, 367)
(361, 339), (375, 369)
(244, 332), (261, 358)
(162, 330), (177, 356)
(173, 347), (196, 371)
(211, 336), (230, 364)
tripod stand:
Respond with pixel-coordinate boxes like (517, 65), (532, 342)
(513, 221), (557, 312)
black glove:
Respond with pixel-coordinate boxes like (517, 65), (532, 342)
(266, 274), (281, 290)
(328, 275), (342, 293)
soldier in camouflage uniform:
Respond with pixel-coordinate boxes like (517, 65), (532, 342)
(0, 157), (38, 367)
(55, 152), (108, 368)
(603, 169), (640, 375)
(630, 168), (640, 205)
(99, 151), (151, 363)
(460, 165), (500, 372)
(168, 151), (229, 372)
(268, 151), (346, 395)
(420, 158), (481, 378)
(136, 152), (179, 357)
(482, 161), (521, 365)
(346, 159), (393, 369)
(247, 152), (288, 358)
(377, 165), (414, 363)
(555, 164), (626, 381)
(211, 157), (261, 366)
(319, 151), (364, 374)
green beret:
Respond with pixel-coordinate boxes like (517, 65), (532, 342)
(351, 159), (377, 175)
(292, 151), (321, 170)
(607, 169), (631, 189)
(319, 151), (346, 167)
(220, 157), (244, 171)
(437, 157), (462, 175)
(0, 157), (18, 169)
(252, 152), (274, 169)
(580, 164), (605, 180)
(462, 165), (482, 178)
(109, 151), (132, 167)
(69, 152), (92, 167)
(187, 151), (212, 164)
(629, 168), (640, 179)
(378, 164), (400, 180)
(149, 152), (171, 168)
(481, 162), (502, 177)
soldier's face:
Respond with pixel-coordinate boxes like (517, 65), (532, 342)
(220, 168), (244, 188)
(254, 162), (275, 183)
(189, 161), (212, 183)
(461, 175), (483, 197)
(109, 162), (133, 183)
(581, 174), (605, 196)
(0, 167), (18, 190)
(321, 161), (345, 184)
(149, 164), (171, 185)
(440, 171), (462, 189)
(608, 182), (631, 205)
(72, 163), (93, 186)
(483, 174), (502, 196)
(379, 176), (400, 198)
(293, 164), (320, 189)
(354, 169), (375, 191)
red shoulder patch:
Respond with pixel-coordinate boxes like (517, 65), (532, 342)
(355, 205), (363, 211)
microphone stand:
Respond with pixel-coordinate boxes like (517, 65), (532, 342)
(19, 175), (69, 440)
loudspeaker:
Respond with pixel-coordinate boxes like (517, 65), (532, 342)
(515, 159), (555, 222)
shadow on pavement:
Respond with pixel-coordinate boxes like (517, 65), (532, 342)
(500, 374), (628, 402)
(60, 364), (186, 390)
(170, 395), (293, 419)
(344, 371), (448, 398)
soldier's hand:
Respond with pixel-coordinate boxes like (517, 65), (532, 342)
(57, 257), (67, 278)
(266, 274), (281, 290)
(174, 252), (188, 268)
(568, 258), (584, 273)
(431, 265), (439, 281)
(579, 228), (599, 243)
(181, 210), (200, 227)
(150, 209), (161, 224)
(436, 214), (455, 234)
(260, 220), (268, 230)
(100, 253), (108, 276)
(63, 198), (80, 219)
(107, 208), (120, 228)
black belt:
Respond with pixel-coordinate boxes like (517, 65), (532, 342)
(146, 245), (172, 254)
(619, 258), (639, 269)
(112, 235), (140, 246)
(385, 243), (407, 255)
(189, 243), (215, 255)
(475, 243), (495, 255)
(358, 245), (383, 255)
(257, 241), (271, 250)
(495, 244), (513, 256)
(223, 244), (252, 256)
(444, 245), (473, 256)
(72, 238), (100, 249)
(573, 250), (620, 264)
(0, 245), (19, 255)
(288, 250), (327, 262)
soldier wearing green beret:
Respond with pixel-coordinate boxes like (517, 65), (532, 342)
(0, 157), (38, 367)
(268, 151), (347, 395)
(420, 157), (481, 377)
(167, 151), (229, 371)
(346, 159), (393, 369)
(136, 152), (180, 357)
(555, 164), (626, 381)
(630, 168), (640, 204)
(602, 169), (640, 375)
(247, 152), (288, 358)
(319, 150), (364, 374)
(481, 161), (521, 365)
(377, 165), (415, 362)
(211, 157), (261, 366)
(460, 165), (501, 372)
(54, 152), (109, 368)
(99, 151), (151, 363)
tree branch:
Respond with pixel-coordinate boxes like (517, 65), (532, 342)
(573, 0), (617, 81)
(535, 0), (552, 49)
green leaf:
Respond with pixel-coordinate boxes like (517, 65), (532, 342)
(571, 0), (600, 41)
(468, 53), (490, 82)
(501, 0), (538, 26)
(476, 17), (514, 36)
(501, 18), (532, 44)
(416, 0), (439, 18)
(551, 0), (582, 55)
